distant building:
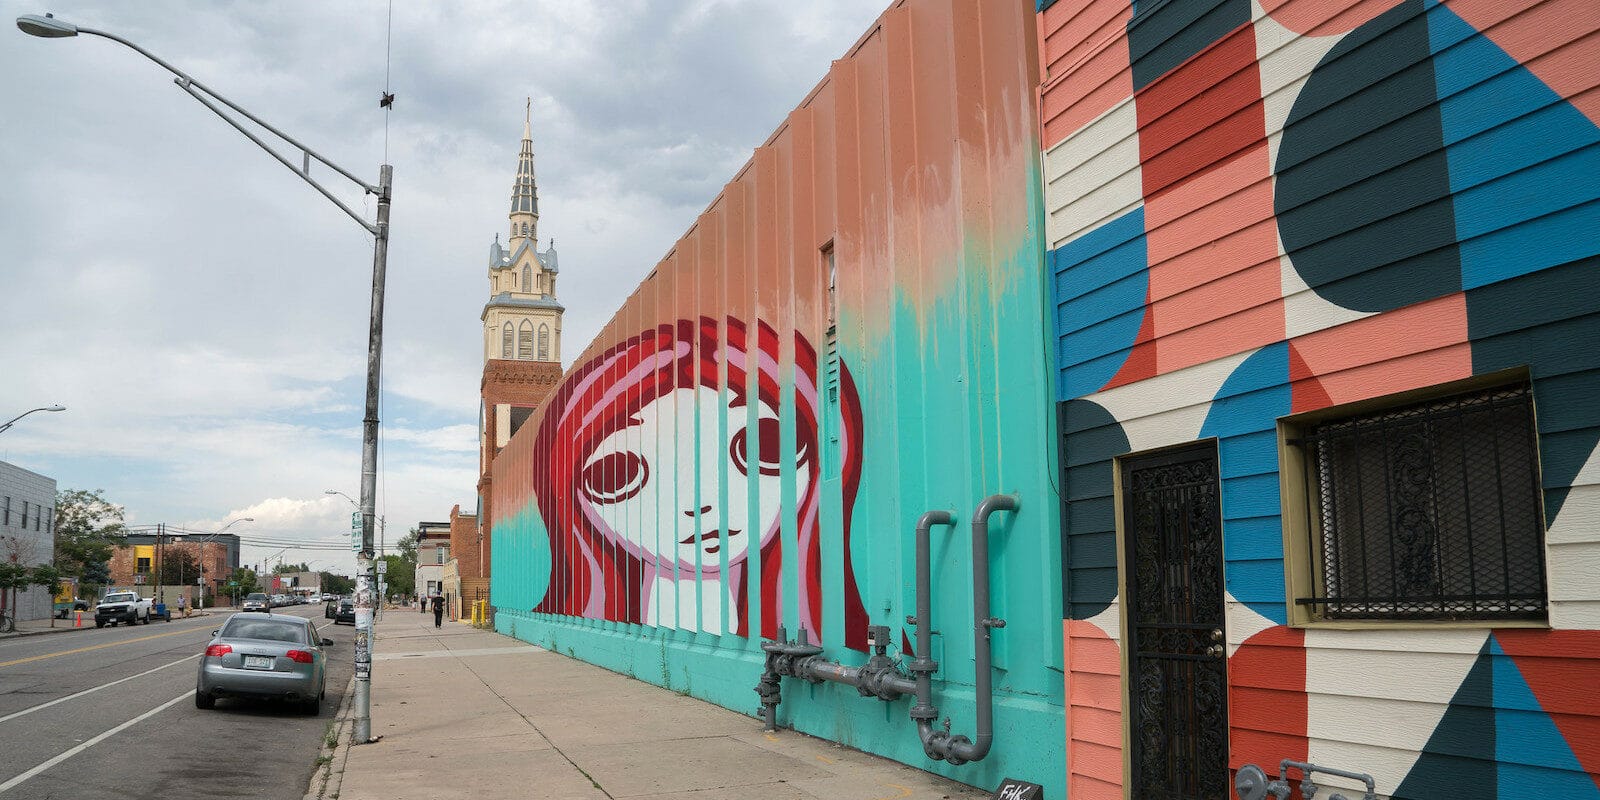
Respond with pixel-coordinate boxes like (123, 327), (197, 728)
(477, 104), (567, 609)
(270, 571), (322, 597)
(0, 460), (57, 621)
(440, 504), (480, 620)
(108, 531), (240, 603)
(414, 521), (451, 600)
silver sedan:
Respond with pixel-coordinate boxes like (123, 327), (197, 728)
(195, 613), (331, 714)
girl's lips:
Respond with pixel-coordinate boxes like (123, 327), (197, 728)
(680, 529), (744, 554)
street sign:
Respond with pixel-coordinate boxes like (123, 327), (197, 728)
(351, 511), (363, 551)
(133, 574), (146, 585)
(228, 581), (238, 586)
(376, 560), (387, 574)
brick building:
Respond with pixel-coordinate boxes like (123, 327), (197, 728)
(108, 532), (239, 602)
(442, 504), (482, 619)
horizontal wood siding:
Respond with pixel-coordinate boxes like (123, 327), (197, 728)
(1040, 0), (1600, 796)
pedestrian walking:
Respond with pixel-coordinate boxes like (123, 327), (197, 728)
(176, 593), (187, 618)
(431, 594), (445, 628)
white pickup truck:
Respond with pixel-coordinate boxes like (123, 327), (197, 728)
(95, 590), (152, 627)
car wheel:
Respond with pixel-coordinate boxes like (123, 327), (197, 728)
(195, 690), (215, 710)
(95, 621), (104, 628)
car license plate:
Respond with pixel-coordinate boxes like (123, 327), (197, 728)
(243, 655), (274, 670)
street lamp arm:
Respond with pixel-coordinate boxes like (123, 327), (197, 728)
(0, 404), (66, 434)
(70, 24), (382, 234)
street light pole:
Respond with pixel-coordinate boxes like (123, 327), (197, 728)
(198, 517), (253, 610)
(18, 12), (389, 745)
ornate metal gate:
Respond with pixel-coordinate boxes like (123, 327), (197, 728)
(1121, 441), (1229, 800)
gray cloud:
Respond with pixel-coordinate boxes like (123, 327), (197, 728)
(0, 0), (885, 574)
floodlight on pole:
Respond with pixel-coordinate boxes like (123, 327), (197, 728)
(18, 12), (389, 744)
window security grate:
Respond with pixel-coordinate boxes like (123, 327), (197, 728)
(1295, 383), (1546, 621)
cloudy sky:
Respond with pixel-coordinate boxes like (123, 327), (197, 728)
(0, 1), (885, 576)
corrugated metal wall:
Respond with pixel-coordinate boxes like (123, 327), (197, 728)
(492, 0), (1063, 792)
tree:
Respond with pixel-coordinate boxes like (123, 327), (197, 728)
(322, 572), (355, 595)
(395, 528), (419, 563)
(272, 562), (310, 575)
(379, 554), (414, 597)
(228, 567), (259, 596)
(157, 550), (197, 586)
(53, 489), (126, 583)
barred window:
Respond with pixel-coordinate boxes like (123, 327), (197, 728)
(1292, 381), (1546, 622)
(518, 321), (534, 359)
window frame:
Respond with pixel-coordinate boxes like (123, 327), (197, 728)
(517, 320), (534, 359)
(1278, 368), (1550, 628)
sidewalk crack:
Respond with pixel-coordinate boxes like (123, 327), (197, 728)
(455, 654), (616, 799)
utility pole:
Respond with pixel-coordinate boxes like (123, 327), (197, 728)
(155, 523), (165, 603)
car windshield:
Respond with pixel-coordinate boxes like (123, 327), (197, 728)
(222, 618), (309, 644)
(246, 593), (268, 602)
(104, 593), (136, 603)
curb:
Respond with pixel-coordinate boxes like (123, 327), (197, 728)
(304, 674), (358, 800)
(1, 610), (222, 639)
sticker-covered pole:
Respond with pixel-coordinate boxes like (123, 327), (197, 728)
(352, 163), (392, 745)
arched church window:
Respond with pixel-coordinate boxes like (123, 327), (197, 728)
(501, 322), (513, 359)
(537, 325), (550, 361)
(522, 265), (532, 292)
(520, 222), (529, 237)
(518, 320), (534, 359)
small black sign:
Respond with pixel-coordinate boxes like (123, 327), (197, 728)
(991, 778), (1044, 800)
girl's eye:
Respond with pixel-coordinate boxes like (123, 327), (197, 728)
(579, 451), (649, 504)
(730, 418), (786, 476)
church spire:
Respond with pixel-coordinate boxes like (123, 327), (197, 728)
(509, 98), (539, 237)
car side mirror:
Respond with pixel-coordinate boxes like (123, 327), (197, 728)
(212, 630), (220, 637)
(322, 638), (334, 647)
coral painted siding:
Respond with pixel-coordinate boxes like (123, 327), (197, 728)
(1042, 0), (1600, 797)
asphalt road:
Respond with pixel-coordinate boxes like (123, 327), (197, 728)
(0, 604), (354, 800)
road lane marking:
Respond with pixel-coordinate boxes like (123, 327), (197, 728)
(0, 653), (201, 725)
(0, 689), (190, 795)
(0, 628), (200, 668)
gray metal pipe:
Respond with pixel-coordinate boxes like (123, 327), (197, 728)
(908, 510), (954, 740)
(930, 494), (1018, 764)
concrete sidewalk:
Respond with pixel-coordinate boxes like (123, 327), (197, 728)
(313, 613), (988, 800)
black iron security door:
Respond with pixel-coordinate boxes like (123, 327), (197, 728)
(1122, 441), (1228, 800)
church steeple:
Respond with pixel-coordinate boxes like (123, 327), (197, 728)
(509, 98), (539, 244)
(483, 100), (564, 368)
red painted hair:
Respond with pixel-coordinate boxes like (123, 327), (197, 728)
(528, 316), (868, 649)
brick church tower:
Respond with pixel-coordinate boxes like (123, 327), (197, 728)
(477, 102), (565, 583)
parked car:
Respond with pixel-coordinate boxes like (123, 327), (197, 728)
(95, 591), (152, 627)
(241, 593), (271, 613)
(332, 597), (355, 625)
(195, 614), (330, 714)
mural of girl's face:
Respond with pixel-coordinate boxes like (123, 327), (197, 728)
(578, 386), (810, 568)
